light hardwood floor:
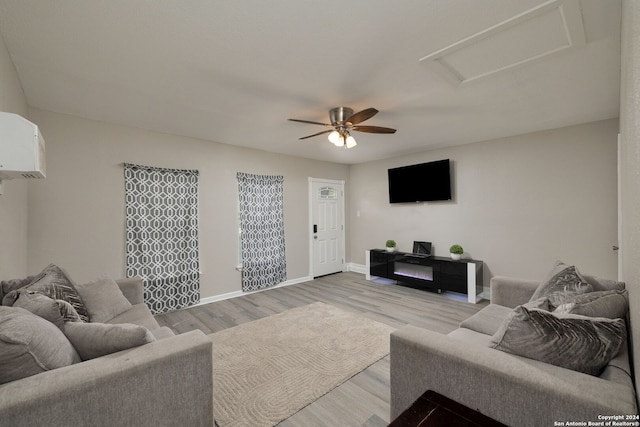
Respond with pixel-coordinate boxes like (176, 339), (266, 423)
(154, 272), (489, 426)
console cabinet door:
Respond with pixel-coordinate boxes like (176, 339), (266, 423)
(370, 250), (390, 277)
(439, 262), (467, 294)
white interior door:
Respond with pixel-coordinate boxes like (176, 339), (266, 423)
(310, 178), (345, 277)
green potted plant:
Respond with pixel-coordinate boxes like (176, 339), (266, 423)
(449, 244), (463, 260)
(385, 239), (397, 252)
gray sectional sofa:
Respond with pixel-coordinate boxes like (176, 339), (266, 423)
(0, 269), (214, 427)
(390, 268), (638, 427)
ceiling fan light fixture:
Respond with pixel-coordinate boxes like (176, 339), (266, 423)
(290, 106), (395, 148)
(328, 130), (340, 144)
(346, 134), (357, 148)
(329, 107), (354, 126)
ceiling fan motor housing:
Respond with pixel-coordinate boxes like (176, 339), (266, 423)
(329, 107), (354, 126)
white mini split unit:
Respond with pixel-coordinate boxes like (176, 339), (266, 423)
(0, 112), (46, 183)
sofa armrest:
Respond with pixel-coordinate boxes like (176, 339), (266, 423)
(116, 277), (145, 305)
(489, 276), (539, 308)
(0, 330), (213, 427)
(390, 326), (637, 427)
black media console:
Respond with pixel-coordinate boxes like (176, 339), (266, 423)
(366, 249), (484, 303)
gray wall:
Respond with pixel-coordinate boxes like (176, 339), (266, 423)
(13, 106), (622, 300)
(349, 119), (620, 285)
(26, 109), (349, 299)
(620, 0), (640, 403)
(0, 30), (29, 279)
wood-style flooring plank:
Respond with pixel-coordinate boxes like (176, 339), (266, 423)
(154, 272), (489, 426)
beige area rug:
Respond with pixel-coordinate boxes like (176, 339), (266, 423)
(209, 302), (396, 427)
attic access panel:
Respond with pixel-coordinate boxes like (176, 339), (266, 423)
(419, 0), (586, 85)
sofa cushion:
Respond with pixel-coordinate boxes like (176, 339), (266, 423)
(461, 299), (549, 336)
(151, 326), (177, 340)
(63, 322), (156, 360)
(3, 264), (89, 322)
(598, 340), (633, 386)
(0, 306), (81, 384)
(583, 275), (626, 292)
(448, 327), (495, 346)
(490, 306), (625, 376)
(13, 291), (81, 327)
(459, 304), (514, 335)
(554, 289), (629, 319)
(530, 261), (593, 310)
(107, 303), (161, 331)
(75, 276), (133, 323)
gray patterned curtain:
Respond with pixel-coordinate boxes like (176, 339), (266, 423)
(237, 172), (287, 292)
(124, 163), (200, 314)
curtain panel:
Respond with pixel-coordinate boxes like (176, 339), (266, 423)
(124, 163), (200, 314)
(237, 172), (287, 292)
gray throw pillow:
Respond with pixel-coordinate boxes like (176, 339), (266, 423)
(0, 273), (40, 303)
(490, 306), (625, 376)
(0, 306), (81, 384)
(582, 275), (626, 292)
(13, 291), (81, 327)
(75, 276), (133, 323)
(530, 261), (593, 310)
(63, 322), (156, 360)
(4, 264), (89, 322)
(554, 289), (629, 319)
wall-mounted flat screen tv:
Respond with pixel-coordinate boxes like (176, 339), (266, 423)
(388, 159), (451, 203)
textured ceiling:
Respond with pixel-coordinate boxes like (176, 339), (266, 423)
(0, 0), (622, 164)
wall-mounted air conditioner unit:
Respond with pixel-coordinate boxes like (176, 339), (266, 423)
(0, 112), (46, 180)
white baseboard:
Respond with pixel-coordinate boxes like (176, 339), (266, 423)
(197, 264), (368, 307)
(197, 275), (313, 306)
(195, 266), (487, 307)
(347, 262), (366, 274)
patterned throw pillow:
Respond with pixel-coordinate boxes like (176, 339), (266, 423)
(0, 274), (40, 303)
(13, 291), (81, 327)
(491, 306), (625, 376)
(530, 261), (593, 310)
(5, 264), (89, 322)
(554, 289), (629, 319)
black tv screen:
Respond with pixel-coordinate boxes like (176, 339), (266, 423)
(388, 159), (451, 203)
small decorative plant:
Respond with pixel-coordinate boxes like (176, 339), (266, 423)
(385, 240), (397, 252)
(449, 244), (463, 260)
(449, 244), (463, 254)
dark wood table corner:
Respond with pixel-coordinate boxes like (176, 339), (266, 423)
(388, 390), (508, 427)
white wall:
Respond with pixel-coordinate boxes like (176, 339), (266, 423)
(349, 119), (620, 285)
(620, 0), (640, 402)
(0, 29), (29, 279)
(26, 109), (349, 299)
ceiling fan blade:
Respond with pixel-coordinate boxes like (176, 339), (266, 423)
(299, 129), (333, 140)
(345, 108), (378, 125)
(288, 118), (332, 127)
(352, 125), (397, 134)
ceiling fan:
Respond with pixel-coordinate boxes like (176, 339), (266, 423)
(288, 107), (396, 149)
